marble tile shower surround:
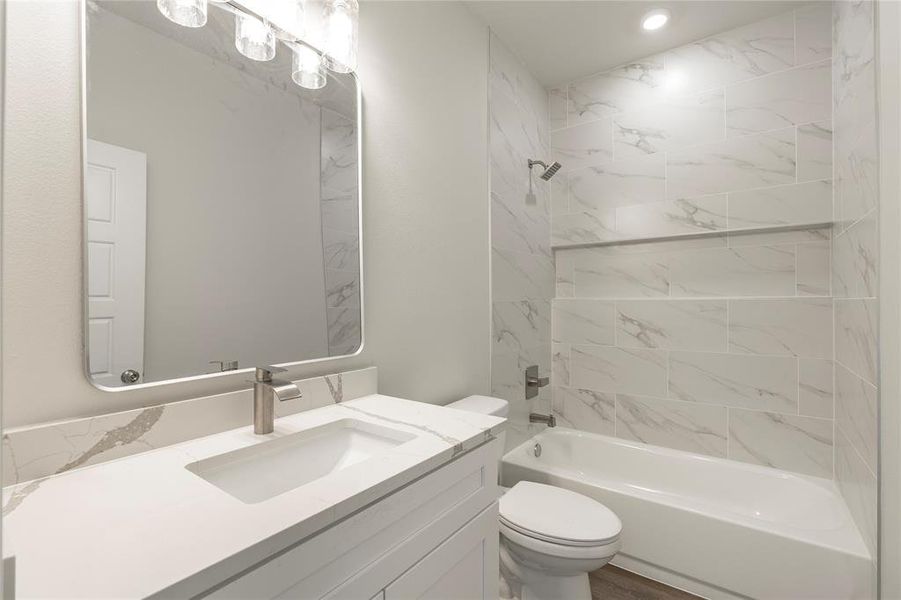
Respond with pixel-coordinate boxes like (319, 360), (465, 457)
(1, 367), (377, 490)
(832, 0), (879, 563)
(489, 33), (554, 451)
(552, 228), (835, 479)
(321, 108), (362, 356)
(548, 6), (836, 248)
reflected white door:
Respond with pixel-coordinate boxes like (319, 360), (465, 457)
(86, 139), (147, 386)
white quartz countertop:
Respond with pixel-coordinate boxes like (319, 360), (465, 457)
(2, 395), (505, 599)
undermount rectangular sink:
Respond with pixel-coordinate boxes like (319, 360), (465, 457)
(186, 419), (416, 504)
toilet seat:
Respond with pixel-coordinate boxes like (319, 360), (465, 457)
(499, 520), (621, 561)
(499, 481), (622, 548)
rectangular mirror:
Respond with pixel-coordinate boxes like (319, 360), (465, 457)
(83, 0), (361, 389)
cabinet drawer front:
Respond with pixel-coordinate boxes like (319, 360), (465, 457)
(383, 504), (499, 600)
(207, 439), (498, 599)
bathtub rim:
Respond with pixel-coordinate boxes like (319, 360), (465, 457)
(502, 427), (871, 562)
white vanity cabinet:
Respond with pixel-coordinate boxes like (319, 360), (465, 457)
(203, 439), (499, 600)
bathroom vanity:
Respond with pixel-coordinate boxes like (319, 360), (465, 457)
(2, 396), (504, 599)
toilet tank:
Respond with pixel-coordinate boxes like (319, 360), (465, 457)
(445, 395), (508, 460)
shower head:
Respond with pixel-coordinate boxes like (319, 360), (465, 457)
(528, 159), (563, 181)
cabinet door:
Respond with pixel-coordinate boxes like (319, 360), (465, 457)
(384, 504), (498, 600)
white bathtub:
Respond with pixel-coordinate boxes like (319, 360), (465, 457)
(501, 428), (873, 599)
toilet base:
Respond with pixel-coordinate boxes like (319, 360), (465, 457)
(499, 537), (614, 600)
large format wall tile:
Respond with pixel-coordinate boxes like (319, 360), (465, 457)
(833, 4), (878, 578)
(835, 426), (878, 557)
(614, 91), (725, 159)
(669, 245), (795, 297)
(833, 209), (878, 299)
(573, 250), (669, 298)
(567, 154), (665, 212)
(725, 60), (831, 136)
(617, 299), (727, 351)
(551, 209), (617, 246)
(799, 358), (834, 419)
(835, 298), (878, 385)
(797, 241), (832, 296)
(727, 181), (832, 229)
(836, 122), (878, 227)
(567, 58), (666, 125)
(493, 299), (550, 357)
(616, 196), (727, 238)
(728, 409), (833, 478)
(545, 7), (852, 485)
(489, 34), (552, 449)
(835, 361), (878, 473)
(616, 394), (728, 458)
(549, 88), (567, 131)
(666, 127), (796, 199)
(493, 247), (555, 302)
(664, 12), (795, 94)
(552, 298), (616, 345)
(570, 345), (667, 397)
(492, 190), (550, 257)
(551, 119), (613, 172)
(795, 3), (832, 66)
(728, 298), (833, 358)
(669, 351), (797, 412)
(798, 121), (834, 182)
(554, 387), (615, 435)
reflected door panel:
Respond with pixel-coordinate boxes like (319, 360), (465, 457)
(86, 139), (147, 387)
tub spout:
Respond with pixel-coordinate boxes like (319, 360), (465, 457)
(529, 413), (556, 427)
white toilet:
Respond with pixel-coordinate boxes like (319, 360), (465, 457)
(446, 395), (622, 600)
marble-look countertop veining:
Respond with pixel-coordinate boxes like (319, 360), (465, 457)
(2, 395), (505, 599)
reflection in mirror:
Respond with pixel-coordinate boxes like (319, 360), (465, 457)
(84, 0), (361, 388)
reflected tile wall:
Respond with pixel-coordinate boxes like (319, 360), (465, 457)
(490, 34), (554, 449)
(321, 109), (361, 356)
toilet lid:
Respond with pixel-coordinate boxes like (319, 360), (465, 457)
(499, 481), (621, 547)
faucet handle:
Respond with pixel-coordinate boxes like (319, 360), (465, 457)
(255, 366), (287, 382)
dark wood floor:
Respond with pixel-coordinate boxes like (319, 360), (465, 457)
(589, 565), (701, 600)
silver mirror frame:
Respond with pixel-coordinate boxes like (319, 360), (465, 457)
(78, 0), (364, 392)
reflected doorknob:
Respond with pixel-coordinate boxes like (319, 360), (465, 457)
(120, 369), (140, 384)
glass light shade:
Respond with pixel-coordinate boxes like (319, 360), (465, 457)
(292, 45), (327, 90)
(235, 11), (276, 61)
(323, 0), (358, 73)
(270, 0), (305, 40)
(157, 0), (208, 28)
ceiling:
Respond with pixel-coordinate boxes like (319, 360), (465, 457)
(464, 0), (812, 87)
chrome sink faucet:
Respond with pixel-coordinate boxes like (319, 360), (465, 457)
(252, 366), (302, 434)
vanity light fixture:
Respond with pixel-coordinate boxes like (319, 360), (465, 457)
(157, 0), (208, 28)
(235, 10), (277, 61)
(641, 8), (670, 32)
(292, 43), (328, 90)
(323, 0), (358, 74)
(156, 0), (357, 88)
(270, 0), (306, 41)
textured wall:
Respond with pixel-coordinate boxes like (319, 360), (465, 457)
(833, 0), (879, 570)
(548, 6), (839, 479)
(488, 33), (553, 450)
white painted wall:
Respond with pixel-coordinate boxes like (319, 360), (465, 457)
(1, 0), (490, 428)
(88, 8), (329, 382)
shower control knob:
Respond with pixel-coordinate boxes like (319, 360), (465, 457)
(120, 369), (140, 385)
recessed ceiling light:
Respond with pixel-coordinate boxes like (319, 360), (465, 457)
(641, 8), (670, 32)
